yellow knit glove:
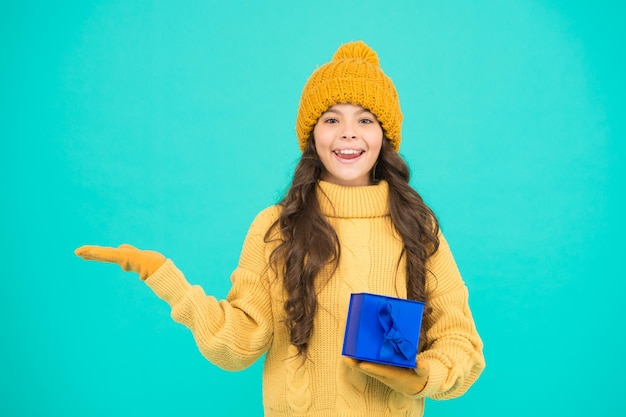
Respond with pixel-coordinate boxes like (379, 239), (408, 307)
(75, 244), (166, 280)
(344, 357), (430, 396)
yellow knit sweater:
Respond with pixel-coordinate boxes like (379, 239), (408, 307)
(145, 180), (485, 416)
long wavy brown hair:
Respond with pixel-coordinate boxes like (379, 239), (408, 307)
(266, 135), (440, 359)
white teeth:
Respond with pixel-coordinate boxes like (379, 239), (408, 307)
(334, 149), (363, 155)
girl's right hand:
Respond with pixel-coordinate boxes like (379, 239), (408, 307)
(75, 244), (166, 280)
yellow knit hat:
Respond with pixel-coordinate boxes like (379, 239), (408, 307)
(295, 41), (403, 152)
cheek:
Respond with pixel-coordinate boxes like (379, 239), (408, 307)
(370, 146), (382, 164)
(368, 132), (384, 154)
(313, 126), (332, 149)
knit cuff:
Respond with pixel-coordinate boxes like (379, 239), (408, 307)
(144, 259), (192, 307)
(409, 358), (447, 399)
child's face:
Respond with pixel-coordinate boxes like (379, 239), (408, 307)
(313, 103), (383, 187)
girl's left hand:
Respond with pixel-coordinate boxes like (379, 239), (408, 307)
(344, 357), (429, 396)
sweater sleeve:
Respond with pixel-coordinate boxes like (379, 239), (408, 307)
(413, 232), (485, 400)
(143, 207), (279, 371)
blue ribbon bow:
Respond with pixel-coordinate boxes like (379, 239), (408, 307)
(378, 302), (417, 361)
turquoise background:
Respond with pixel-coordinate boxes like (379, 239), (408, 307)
(2, 0), (624, 415)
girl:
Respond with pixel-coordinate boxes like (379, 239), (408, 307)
(76, 41), (485, 416)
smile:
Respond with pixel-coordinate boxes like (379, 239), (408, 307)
(333, 149), (365, 160)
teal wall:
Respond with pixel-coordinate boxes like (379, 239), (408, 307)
(2, 1), (624, 415)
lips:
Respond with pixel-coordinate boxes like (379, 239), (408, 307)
(333, 149), (365, 160)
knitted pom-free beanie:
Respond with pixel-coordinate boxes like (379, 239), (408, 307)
(295, 41), (403, 152)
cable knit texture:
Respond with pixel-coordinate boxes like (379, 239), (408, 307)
(145, 180), (485, 416)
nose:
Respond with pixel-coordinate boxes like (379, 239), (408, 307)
(341, 125), (357, 139)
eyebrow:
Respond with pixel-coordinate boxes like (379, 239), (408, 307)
(323, 107), (373, 115)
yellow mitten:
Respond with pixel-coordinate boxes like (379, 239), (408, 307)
(75, 244), (166, 280)
(344, 357), (429, 396)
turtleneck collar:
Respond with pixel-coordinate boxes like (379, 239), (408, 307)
(316, 180), (390, 219)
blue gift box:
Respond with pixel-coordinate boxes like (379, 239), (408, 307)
(342, 293), (425, 368)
